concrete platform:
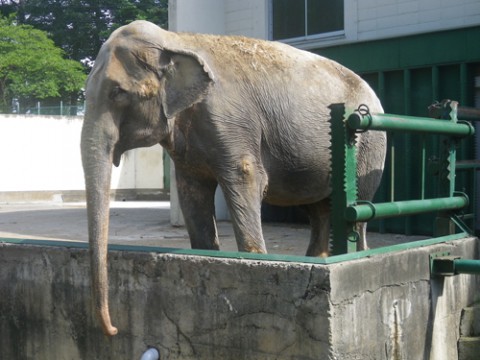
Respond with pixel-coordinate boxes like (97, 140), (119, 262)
(0, 201), (426, 255)
(1, 201), (479, 359)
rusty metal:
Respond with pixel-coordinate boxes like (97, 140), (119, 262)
(428, 99), (480, 122)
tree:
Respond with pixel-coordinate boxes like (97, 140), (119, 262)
(0, 16), (86, 113)
(0, 0), (168, 66)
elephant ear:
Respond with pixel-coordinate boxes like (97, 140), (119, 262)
(159, 49), (214, 118)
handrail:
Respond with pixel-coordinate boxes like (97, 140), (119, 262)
(345, 195), (469, 222)
(329, 102), (474, 255)
(347, 112), (474, 136)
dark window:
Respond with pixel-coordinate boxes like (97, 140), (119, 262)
(272, 0), (344, 41)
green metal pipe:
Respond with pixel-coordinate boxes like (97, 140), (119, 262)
(432, 257), (480, 276)
(347, 113), (475, 137)
(454, 259), (480, 275)
(345, 195), (469, 222)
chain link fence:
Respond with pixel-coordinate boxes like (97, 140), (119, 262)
(10, 100), (85, 116)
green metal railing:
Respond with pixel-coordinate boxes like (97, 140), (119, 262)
(330, 102), (475, 255)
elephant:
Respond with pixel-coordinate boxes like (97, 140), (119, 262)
(81, 20), (386, 336)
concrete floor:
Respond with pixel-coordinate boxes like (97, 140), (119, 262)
(0, 201), (426, 256)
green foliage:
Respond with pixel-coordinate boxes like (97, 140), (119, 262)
(0, 1), (168, 112)
(0, 15), (86, 112)
(1, 0), (168, 63)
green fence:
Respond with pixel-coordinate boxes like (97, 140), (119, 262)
(330, 101), (476, 255)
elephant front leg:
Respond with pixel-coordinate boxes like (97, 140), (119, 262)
(222, 187), (267, 254)
(356, 222), (368, 251)
(176, 169), (220, 250)
(219, 157), (268, 254)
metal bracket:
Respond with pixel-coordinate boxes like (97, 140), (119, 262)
(431, 253), (480, 276)
(430, 252), (458, 276)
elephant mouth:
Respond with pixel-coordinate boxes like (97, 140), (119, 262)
(113, 146), (124, 167)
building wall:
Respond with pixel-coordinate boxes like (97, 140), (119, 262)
(0, 115), (164, 200)
(170, 0), (480, 47)
(357, 0), (480, 42)
(168, 0), (225, 33)
(224, 0), (268, 38)
(168, 0), (268, 37)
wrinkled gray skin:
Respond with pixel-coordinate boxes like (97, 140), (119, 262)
(81, 20), (386, 336)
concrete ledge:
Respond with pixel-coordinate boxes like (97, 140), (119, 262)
(0, 189), (170, 203)
(0, 237), (479, 359)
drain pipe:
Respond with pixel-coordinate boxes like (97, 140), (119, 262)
(140, 347), (159, 360)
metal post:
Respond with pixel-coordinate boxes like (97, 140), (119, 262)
(329, 104), (358, 255)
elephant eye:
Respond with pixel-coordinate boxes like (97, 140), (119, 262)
(109, 86), (128, 102)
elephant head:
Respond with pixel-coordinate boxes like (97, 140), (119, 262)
(80, 21), (214, 336)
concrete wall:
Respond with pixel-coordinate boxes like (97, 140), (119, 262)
(0, 115), (164, 201)
(1, 237), (479, 359)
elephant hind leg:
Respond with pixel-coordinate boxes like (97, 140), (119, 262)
(175, 168), (220, 250)
(304, 199), (330, 257)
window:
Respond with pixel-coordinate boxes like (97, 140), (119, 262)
(271, 0), (344, 42)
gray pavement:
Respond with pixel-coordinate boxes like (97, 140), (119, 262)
(0, 201), (426, 256)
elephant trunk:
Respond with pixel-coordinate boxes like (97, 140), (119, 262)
(81, 118), (119, 337)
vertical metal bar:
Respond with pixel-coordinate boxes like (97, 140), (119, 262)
(390, 134), (395, 202)
(404, 69), (411, 115)
(378, 71), (385, 100)
(459, 63), (469, 163)
(460, 63), (468, 105)
(474, 68), (480, 233)
(421, 135), (426, 199)
(304, 0), (308, 36)
(404, 69), (412, 235)
(447, 103), (458, 197)
(435, 102), (459, 236)
(329, 104), (358, 255)
(60, 101), (63, 116)
(432, 66), (439, 101)
(378, 71), (386, 233)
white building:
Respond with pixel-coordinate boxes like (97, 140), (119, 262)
(169, 0), (480, 50)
